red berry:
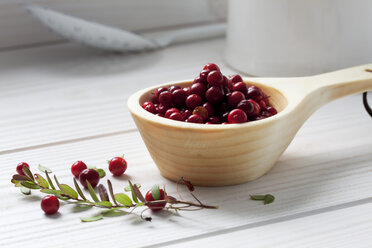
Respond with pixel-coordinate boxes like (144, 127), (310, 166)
(71, 161), (88, 178)
(185, 94), (203, 110)
(248, 99), (261, 117)
(232, 82), (248, 96)
(203, 102), (215, 116)
(237, 99), (254, 115)
(169, 112), (184, 121)
(145, 189), (166, 211)
(207, 70), (223, 87)
(109, 157), (127, 176)
(165, 108), (180, 118)
(183, 86), (191, 96)
(208, 116), (221, 124)
(229, 74), (243, 84)
(79, 169), (100, 188)
(203, 63), (220, 71)
(141, 101), (152, 108)
(192, 106), (209, 121)
(41, 195), (59, 215)
(266, 106), (278, 116)
(186, 114), (203, 123)
(259, 99), (267, 109)
(143, 102), (157, 114)
(205, 86), (224, 105)
(190, 82), (207, 97)
(181, 109), (192, 120)
(153, 87), (168, 103)
(172, 89), (187, 107)
(247, 86), (263, 102)
(159, 91), (173, 106)
(169, 85), (181, 93)
(228, 109), (248, 123)
(199, 69), (211, 83)
(16, 162), (30, 176)
(157, 104), (168, 114)
(227, 91), (245, 108)
(193, 76), (201, 84)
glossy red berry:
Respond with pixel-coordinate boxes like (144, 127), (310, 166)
(266, 106), (278, 115)
(159, 91), (173, 106)
(143, 102), (157, 114)
(205, 86), (224, 104)
(190, 82), (207, 97)
(157, 104), (168, 114)
(199, 69), (211, 83)
(232, 82), (248, 96)
(183, 86), (191, 96)
(109, 157), (127, 176)
(169, 85), (181, 93)
(228, 109), (248, 123)
(227, 91), (245, 108)
(207, 70), (223, 87)
(203, 63), (220, 71)
(165, 108), (180, 118)
(229, 74), (243, 84)
(186, 94), (203, 110)
(247, 86), (263, 102)
(16, 162), (30, 176)
(79, 169), (100, 188)
(208, 116), (221, 124)
(172, 89), (187, 107)
(145, 189), (166, 211)
(192, 106), (209, 121)
(203, 102), (215, 116)
(169, 112), (183, 121)
(41, 195), (59, 215)
(248, 99), (261, 117)
(237, 99), (254, 115)
(181, 109), (192, 120)
(71, 161), (88, 178)
(186, 114), (204, 123)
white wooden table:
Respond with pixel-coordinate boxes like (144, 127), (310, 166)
(0, 38), (371, 248)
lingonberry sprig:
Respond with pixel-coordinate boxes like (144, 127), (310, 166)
(11, 165), (218, 222)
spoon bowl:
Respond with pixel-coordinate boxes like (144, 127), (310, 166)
(128, 64), (372, 186)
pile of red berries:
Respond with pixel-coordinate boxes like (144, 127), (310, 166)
(142, 63), (277, 124)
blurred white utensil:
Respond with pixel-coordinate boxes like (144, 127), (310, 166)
(25, 5), (226, 52)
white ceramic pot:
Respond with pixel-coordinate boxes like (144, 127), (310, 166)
(226, 0), (372, 76)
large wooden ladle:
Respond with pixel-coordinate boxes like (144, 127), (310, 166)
(128, 64), (372, 186)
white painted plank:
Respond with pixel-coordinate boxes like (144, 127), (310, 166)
(166, 202), (372, 248)
(0, 122), (371, 247)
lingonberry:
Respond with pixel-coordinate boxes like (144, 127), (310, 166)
(153, 87), (168, 103)
(247, 86), (263, 102)
(237, 99), (254, 115)
(169, 112), (184, 121)
(165, 108), (180, 118)
(108, 157), (127, 176)
(41, 195), (59, 215)
(203, 102), (215, 116)
(172, 89), (187, 107)
(227, 91), (245, 108)
(192, 106), (209, 121)
(248, 99), (261, 117)
(203, 63), (220, 71)
(159, 91), (173, 106)
(79, 169), (100, 188)
(229, 74), (243, 84)
(228, 109), (248, 123)
(169, 85), (181, 93)
(205, 86), (224, 104)
(190, 82), (207, 97)
(232, 82), (248, 96)
(181, 109), (192, 120)
(186, 94), (203, 110)
(193, 76), (201, 85)
(157, 104), (168, 115)
(141, 101), (152, 109)
(183, 86), (191, 96)
(145, 189), (166, 211)
(143, 102), (157, 114)
(207, 70), (223, 87)
(199, 69), (211, 83)
(16, 162), (30, 176)
(266, 106), (278, 115)
(71, 161), (88, 178)
(186, 114), (203, 123)
(208, 116), (221, 124)
(259, 99), (267, 109)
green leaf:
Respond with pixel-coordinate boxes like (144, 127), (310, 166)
(22, 166), (35, 182)
(124, 183), (141, 192)
(96, 169), (106, 178)
(102, 209), (127, 217)
(88, 165), (97, 169)
(127, 181), (138, 203)
(114, 193), (133, 206)
(98, 184), (109, 202)
(45, 171), (56, 190)
(35, 174), (49, 189)
(59, 184), (78, 199)
(94, 201), (112, 207)
(40, 189), (63, 196)
(250, 195), (265, 201)
(151, 185), (160, 200)
(73, 178), (86, 200)
(86, 181), (99, 202)
(54, 175), (61, 187)
(264, 194), (275, 205)
(12, 174), (32, 182)
(20, 187), (31, 195)
(38, 164), (52, 173)
(81, 215), (103, 222)
(107, 180), (118, 205)
(20, 181), (41, 189)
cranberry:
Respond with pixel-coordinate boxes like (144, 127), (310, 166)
(186, 114), (203, 123)
(157, 104), (168, 114)
(247, 86), (263, 102)
(222, 76), (229, 87)
(203, 102), (215, 116)
(266, 106), (278, 115)
(79, 169), (100, 188)
(199, 69), (211, 83)
(169, 85), (181, 92)
(153, 87), (168, 103)
(227, 91), (245, 108)
(237, 99), (254, 115)
(193, 76), (201, 84)
(71, 161), (88, 178)
(207, 70), (223, 87)
(190, 82), (207, 97)
(192, 106), (209, 121)
(169, 112), (184, 121)
(259, 99), (267, 109)
(156, 113), (164, 117)
(229, 74), (243, 84)
(108, 157), (127, 176)
(172, 89), (187, 107)
(223, 86), (231, 95)
(208, 116), (221, 124)
(165, 108), (180, 118)
(16, 162), (30, 176)
(159, 91), (173, 106)
(41, 195), (59, 215)
(217, 102), (229, 115)
(205, 86), (224, 105)
(248, 99), (261, 117)
(143, 102), (157, 114)
(145, 189), (166, 211)
(141, 101), (152, 108)
(183, 86), (191, 96)
(181, 109), (192, 120)
(232, 82), (248, 96)
(228, 109), (248, 123)
(203, 63), (220, 71)
(186, 94), (203, 110)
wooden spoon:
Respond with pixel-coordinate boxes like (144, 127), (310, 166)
(128, 64), (372, 186)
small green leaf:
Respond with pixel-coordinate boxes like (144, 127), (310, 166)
(115, 193), (133, 206)
(35, 174), (49, 189)
(45, 171), (56, 190)
(102, 209), (127, 217)
(86, 181), (99, 202)
(73, 178), (86, 201)
(12, 174), (32, 182)
(264, 194), (275, 205)
(136, 202), (145, 207)
(54, 175), (61, 187)
(127, 181), (138, 203)
(96, 169), (106, 178)
(20, 187), (31, 195)
(124, 183), (141, 192)
(81, 215), (103, 222)
(22, 166), (35, 182)
(40, 189), (63, 196)
(38, 164), (52, 173)
(59, 184), (78, 199)
(151, 185), (160, 200)
(250, 195), (265, 201)
(107, 180), (118, 205)
(20, 181), (41, 189)
(94, 201), (112, 207)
